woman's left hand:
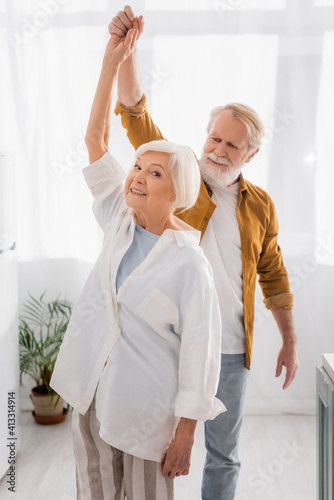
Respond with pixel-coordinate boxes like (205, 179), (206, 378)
(160, 434), (194, 479)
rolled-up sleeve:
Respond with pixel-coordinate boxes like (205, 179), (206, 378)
(263, 292), (294, 310)
(257, 196), (293, 310)
(83, 151), (127, 231)
(175, 285), (226, 421)
(115, 94), (166, 150)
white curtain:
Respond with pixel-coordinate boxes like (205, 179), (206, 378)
(2, 0), (334, 411)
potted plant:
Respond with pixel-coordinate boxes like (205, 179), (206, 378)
(19, 291), (72, 424)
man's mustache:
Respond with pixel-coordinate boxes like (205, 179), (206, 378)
(203, 153), (232, 168)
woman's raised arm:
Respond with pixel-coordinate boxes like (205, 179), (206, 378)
(85, 28), (137, 164)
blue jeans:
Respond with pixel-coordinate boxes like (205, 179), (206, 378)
(202, 354), (250, 500)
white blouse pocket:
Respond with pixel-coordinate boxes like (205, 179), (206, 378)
(134, 287), (179, 340)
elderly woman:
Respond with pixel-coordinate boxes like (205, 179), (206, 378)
(50, 25), (225, 500)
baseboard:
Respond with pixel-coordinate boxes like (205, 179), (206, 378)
(20, 394), (316, 416)
(244, 398), (316, 415)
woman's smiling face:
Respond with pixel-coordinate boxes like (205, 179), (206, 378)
(125, 151), (176, 217)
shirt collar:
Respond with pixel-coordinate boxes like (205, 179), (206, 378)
(239, 172), (248, 193)
(204, 172), (249, 197)
(163, 218), (201, 248)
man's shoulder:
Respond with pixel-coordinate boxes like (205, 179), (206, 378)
(243, 178), (273, 206)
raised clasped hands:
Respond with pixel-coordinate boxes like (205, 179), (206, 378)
(105, 5), (144, 65)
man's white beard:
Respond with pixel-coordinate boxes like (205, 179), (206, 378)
(198, 152), (242, 189)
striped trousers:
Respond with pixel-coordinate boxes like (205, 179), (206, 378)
(72, 397), (174, 500)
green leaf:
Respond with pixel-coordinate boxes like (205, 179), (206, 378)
(19, 291), (73, 392)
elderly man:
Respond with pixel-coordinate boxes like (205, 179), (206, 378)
(109, 7), (299, 500)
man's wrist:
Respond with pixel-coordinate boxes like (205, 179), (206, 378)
(282, 335), (297, 346)
(121, 47), (137, 65)
(280, 327), (298, 345)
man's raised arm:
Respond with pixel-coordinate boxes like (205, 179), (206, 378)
(109, 6), (166, 149)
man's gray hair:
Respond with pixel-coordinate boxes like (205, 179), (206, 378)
(206, 103), (265, 151)
(135, 140), (200, 212)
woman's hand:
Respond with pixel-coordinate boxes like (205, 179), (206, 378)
(104, 28), (137, 67)
(105, 6), (144, 66)
(109, 6), (144, 42)
(161, 435), (194, 479)
(109, 7), (145, 108)
(160, 418), (197, 479)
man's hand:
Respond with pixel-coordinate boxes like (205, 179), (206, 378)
(271, 308), (298, 390)
(275, 342), (299, 390)
(109, 6), (144, 44)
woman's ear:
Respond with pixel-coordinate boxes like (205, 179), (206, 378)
(170, 192), (176, 203)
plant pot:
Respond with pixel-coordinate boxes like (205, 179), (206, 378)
(32, 408), (68, 425)
(30, 386), (64, 418)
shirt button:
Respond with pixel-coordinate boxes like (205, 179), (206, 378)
(107, 359), (112, 366)
(157, 245), (162, 249)
(139, 268), (144, 274)
(204, 217), (209, 221)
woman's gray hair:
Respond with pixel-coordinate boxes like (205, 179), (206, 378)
(206, 103), (265, 151)
(134, 140), (200, 212)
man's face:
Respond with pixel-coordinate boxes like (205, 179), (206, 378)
(199, 109), (259, 188)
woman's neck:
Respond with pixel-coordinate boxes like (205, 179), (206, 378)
(133, 211), (181, 235)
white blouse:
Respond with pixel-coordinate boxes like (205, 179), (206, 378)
(50, 151), (226, 462)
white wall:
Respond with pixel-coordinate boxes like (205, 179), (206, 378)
(17, 255), (334, 415)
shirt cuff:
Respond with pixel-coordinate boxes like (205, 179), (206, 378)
(82, 151), (125, 189)
(263, 292), (294, 310)
(174, 391), (226, 421)
(114, 93), (148, 118)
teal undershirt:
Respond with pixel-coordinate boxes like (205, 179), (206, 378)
(116, 223), (160, 293)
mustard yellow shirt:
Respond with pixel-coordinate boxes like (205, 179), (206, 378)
(115, 95), (293, 369)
